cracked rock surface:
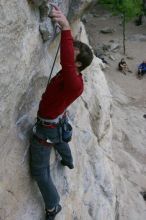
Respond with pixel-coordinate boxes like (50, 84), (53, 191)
(2, 1), (146, 220)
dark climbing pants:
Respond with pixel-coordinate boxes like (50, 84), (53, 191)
(29, 121), (73, 209)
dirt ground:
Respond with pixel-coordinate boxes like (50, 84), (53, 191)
(84, 4), (146, 108)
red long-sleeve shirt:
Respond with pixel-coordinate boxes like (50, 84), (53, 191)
(38, 30), (84, 119)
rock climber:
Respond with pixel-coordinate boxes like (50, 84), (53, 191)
(29, 4), (93, 220)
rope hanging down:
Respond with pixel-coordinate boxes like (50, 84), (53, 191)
(48, 25), (60, 84)
(48, 24), (83, 84)
(48, 41), (60, 84)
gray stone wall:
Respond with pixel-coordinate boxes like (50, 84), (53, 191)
(1, 1), (146, 220)
(0, 1), (115, 220)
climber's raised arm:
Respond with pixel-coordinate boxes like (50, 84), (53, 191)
(50, 4), (83, 91)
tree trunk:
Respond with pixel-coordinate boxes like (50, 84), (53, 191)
(122, 13), (126, 55)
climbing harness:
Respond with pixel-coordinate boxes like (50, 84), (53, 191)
(59, 117), (73, 143)
(33, 133), (54, 147)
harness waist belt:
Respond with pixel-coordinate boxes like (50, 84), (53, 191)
(37, 120), (57, 128)
(37, 112), (65, 124)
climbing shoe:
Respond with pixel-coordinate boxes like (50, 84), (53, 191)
(46, 204), (62, 220)
(61, 160), (74, 169)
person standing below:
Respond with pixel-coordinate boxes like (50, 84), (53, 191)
(30, 4), (93, 220)
(137, 60), (146, 79)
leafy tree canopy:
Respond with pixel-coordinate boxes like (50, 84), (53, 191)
(98, 0), (143, 20)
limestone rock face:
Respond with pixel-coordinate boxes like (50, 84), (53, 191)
(69, 0), (93, 20)
(108, 81), (146, 220)
(0, 1), (114, 219)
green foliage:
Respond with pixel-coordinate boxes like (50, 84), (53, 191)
(98, 0), (143, 20)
